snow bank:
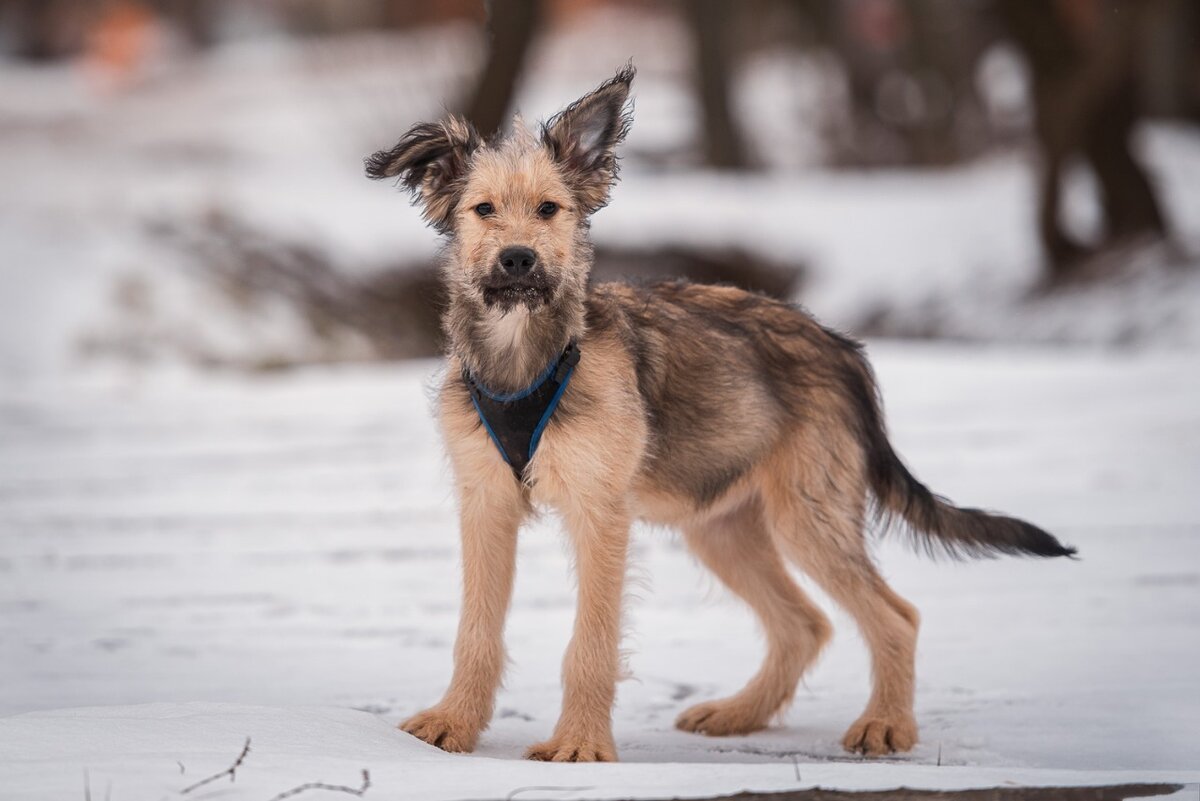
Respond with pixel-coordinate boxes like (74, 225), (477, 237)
(1, 703), (1192, 801)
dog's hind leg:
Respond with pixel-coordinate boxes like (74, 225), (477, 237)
(675, 501), (832, 736)
(761, 434), (920, 756)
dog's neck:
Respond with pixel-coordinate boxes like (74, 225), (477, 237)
(445, 283), (585, 393)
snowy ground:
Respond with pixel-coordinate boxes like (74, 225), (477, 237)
(2, 345), (1198, 798)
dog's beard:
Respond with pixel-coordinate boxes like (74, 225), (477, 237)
(480, 269), (555, 312)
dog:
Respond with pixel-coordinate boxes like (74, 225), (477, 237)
(365, 66), (1074, 763)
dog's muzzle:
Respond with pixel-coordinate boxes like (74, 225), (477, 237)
(481, 268), (554, 310)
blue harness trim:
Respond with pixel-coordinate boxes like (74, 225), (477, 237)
(470, 354), (561, 402)
(463, 342), (581, 480)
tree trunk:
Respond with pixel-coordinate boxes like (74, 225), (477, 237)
(684, 0), (752, 169)
(997, 0), (1168, 281)
(156, 0), (220, 49)
(462, 0), (542, 138)
(5, 0), (89, 61)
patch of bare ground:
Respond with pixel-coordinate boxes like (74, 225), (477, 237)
(647, 784), (1185, 801)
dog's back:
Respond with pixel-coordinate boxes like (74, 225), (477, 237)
(586, 280), (804, 508)
(588, 279), (1074, 559)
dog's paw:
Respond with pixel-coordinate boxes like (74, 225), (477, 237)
(841, 713), (917, 756)
(524, 734), (617, 762)
(400, 707), (480, 753)
(675, 698), (768, 736)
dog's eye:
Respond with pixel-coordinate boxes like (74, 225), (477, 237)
(537, 201), (559, 219)
(474, 202), (494, 217)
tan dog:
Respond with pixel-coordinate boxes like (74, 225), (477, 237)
(366, 67), (1074, 763)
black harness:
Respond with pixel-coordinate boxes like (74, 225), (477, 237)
(463, 342), (581, 480)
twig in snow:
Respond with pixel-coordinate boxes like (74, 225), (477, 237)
(506, 786), (594, 801)
(265, 768), (370, 801)
(936, 742), (942, 767)
(177, 761), (185, 775)
(83, 768), (91, 801)
(180, 737), (251, 795)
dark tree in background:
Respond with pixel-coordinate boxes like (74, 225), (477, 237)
(684, 0), (752, 169)
(997, 0), (1169, 281)
(462, 0), (543, 138)
(460, 0), (755, 168)
(790, 0), (995, 167)
(0, 0), (89, 60)
(158, 0), (219, 49)
(1142, 0), (1200, 123)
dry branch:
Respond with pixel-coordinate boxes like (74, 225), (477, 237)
(265, 768), (370, 801)
(180, 737), (250, 795)
(505, 786), (594, 801)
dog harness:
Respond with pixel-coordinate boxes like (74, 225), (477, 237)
(463, 341), (581, 480)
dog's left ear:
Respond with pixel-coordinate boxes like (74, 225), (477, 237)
(542, 65), (635, 215)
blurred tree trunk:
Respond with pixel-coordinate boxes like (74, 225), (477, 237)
(998, 0), (1167, 281)
(1142, 0), (1200, 121)
(801, 0), (991, 167)
(684, 0), (752, 169)
(901, 0), (990, 165)
(156, 0), (219, 49)
(463, 0), (542, 138)
(3, 0), (89, 60)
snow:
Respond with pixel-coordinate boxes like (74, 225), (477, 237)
(0, 704), (1191, 801)
(2, 346), (1198, 797)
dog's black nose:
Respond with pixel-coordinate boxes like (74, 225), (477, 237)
(499, 247), (537, 277)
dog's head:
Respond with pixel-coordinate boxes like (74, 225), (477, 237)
(366, 67), (634, 313)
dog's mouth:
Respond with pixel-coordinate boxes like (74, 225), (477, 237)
(480, 272), (554, 311)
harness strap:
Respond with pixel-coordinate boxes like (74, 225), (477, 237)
(463, 342), (581, 480)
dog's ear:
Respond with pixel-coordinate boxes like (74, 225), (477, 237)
(365, 116), (480, 232)
(542, 65), (635, 215)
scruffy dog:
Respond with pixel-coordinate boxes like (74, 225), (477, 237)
(365, 67), (1074, 762)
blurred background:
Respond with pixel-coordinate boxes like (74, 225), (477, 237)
(4, 5), (1200, 773)
(2, 0), (1199, 379)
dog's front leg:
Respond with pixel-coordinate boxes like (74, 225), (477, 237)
(401, 478), (523, 752)
(526, 506), (629, 762)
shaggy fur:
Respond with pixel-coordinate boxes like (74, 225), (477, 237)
(366, 66), (1075, 763)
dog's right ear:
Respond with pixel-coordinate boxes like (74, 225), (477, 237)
(365, 116), (479, 232)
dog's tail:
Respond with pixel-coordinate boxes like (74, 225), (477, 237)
(836, 340), (1076, 559)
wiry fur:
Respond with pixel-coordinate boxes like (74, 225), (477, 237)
(541, 64), (635, 214)
(365, 116), (480, 233)
(366, 67), (1074, 764)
